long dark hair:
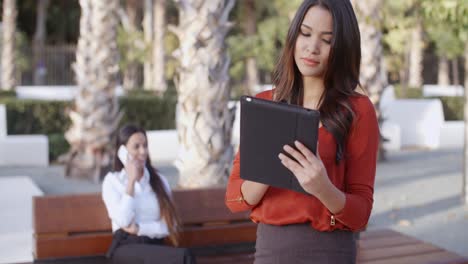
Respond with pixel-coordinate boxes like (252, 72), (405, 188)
(114, 124), (181, 245)
(272, 0), (361, 163)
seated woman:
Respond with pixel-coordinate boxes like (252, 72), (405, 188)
(102, 124), (195, 264)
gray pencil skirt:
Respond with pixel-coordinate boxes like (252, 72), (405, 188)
(254, 223), (357, 264)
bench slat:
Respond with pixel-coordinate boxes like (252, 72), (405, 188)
(358, 234), (420, 249)
(34, 194), (110, 234)
(360, 251), (468, 264)
(180, 222), (256, 247)
(359, 229), (398, 240)
(358, 243), (443, 261)
(197, 253), (254, 264)
(35, 233), (112, 259)
(173, 188), (251, 224)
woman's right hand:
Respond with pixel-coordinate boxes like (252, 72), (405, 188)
(241, 180), (269, 206)
(125, 155), (144, 184)
(125, 155), (145, 196)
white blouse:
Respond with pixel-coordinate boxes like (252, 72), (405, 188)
(102, 168), (171, 239)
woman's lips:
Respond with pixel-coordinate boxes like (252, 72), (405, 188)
(302, 58), (319, 67)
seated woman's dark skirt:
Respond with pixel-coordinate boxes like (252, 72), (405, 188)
(107, 229), (196, 264)
(254, 223), (356, 264)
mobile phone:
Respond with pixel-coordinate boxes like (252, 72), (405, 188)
(117, 145), (129, 166)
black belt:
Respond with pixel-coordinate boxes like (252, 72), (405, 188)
(106, 229), (164, 258)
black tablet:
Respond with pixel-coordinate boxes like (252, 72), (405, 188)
(239, 95), (320, 195)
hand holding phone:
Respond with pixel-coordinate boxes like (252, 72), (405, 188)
(118, 145), (130, 167)
(118, 145), (144, 183)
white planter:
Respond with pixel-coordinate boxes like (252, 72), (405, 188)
(382, 99), (444, 149)
(0, 135), (49, 166)
(440, 121), (464, 148)
(0, 104), (6, 138)
(381, 121), (401, 151)
(146, 130), (179, 164)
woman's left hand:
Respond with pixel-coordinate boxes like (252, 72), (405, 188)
(278, 141), (331, 197)
(122, 222), (139, 235)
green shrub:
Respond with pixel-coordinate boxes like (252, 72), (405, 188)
(119, 92), (176, 130)
(0, 98), (72, 134)
(48, 133), (70, 162)
(0, 90), (17, 98)
(393, 85), (423, 99)
(437, 97), (464, 121)
(0, 92), (177, 161)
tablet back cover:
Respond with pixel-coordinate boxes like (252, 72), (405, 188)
(239, 95), (320, 194)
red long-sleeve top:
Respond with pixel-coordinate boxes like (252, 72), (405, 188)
(225, 89), (379, 231)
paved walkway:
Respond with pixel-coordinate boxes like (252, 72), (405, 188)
(0, 148), (467, 262)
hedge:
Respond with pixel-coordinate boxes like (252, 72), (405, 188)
(0, 92), (177, 161)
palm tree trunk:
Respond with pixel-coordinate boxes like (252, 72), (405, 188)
(143, 0), (154, 90)
(438, 56), (450, 86)
(463, 42), (468, 203)
(122, 0), (141, 91)
(172, 0), (236, 188)
(352, 0), (387, 161)
(1, 0), (17, 91)
(152, 0), (167, 95)
(451, 58), (459, 85)
(65, 0), (122, 182)
(244, 0), (258, 95)
(408, 20), (423, 88)
(33, 0), (50, 85)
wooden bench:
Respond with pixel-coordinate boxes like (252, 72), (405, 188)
(33, 188), (468, 264)
(33, 188), (256, 264)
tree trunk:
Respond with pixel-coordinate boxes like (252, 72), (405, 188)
(408, 20), (423, 88)
(152, 0), (167, 95)
(352, 0), (387, 161)
(173, 0), (236, 188)
(143, 0), (154, 90)
(64, 0), (122, 182)
(452, 58), (460, 86)
(244, 0), (258, 96)
(33, 0), (50, 85)
(122, 0), (141, 91)
(438, 56), (450, 86)
(1, 0), (17, 91)
(463, 42), (468, 203)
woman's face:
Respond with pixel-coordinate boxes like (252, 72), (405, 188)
(294, 5), (333, 78)
(125, 132), (148, 166)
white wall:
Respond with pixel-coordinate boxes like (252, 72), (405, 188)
(423, 84), (464, 97)
(0, 104), (6, 137)
(16, 85), (125, 101)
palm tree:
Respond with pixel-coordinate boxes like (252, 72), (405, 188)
(408, 19), (423, 88)
(352, 0), (387, 160)
(143, 0), (153, 90)
(438, 56), (450, 86)
(64, 0), (121, 182)
(244, 0), (259, 95)
(122, 0), (141, 91)
(1, 0), (17, 91)
(152, 0), (167, 95)
(172, 0), (236, 188)
(464, 42), (468, 203)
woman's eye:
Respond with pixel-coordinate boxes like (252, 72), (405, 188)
(300, 30), (311, 37)
(322, 39), (331, 44)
